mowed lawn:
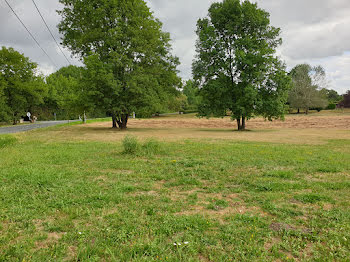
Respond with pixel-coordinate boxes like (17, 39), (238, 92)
(1, 114), (350, 261)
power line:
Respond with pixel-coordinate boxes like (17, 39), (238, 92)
(31, 0), (71, 66)
(3, 0), (58, 68)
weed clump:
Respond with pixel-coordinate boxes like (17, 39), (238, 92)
(142, 139), (162, 155)
(122, 135), (140, 154)
(122, 136), (163, 156)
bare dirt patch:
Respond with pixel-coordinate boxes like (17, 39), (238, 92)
(35, 232), (65, 250)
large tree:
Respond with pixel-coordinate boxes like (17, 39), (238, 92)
(0, 47), (45, 124)
(192, 0), (290, 131)
(288, 64), (328, 114)
(58, 0), (180, 129)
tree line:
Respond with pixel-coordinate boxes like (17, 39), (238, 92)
(0, 0), (348, 130)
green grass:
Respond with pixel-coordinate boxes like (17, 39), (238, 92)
(1, 132), (350, 261)
(0, 135), (17, 148)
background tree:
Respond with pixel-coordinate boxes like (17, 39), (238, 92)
(192, 0), (290, 131)
(45, 65), (88, 120)
(58, 0), (181, 129)
(0, 75), (10, 122)
(167, 93), (188, 113)
(319, 88), (342, 109)
(0, 47), (45, 124)
(288, 64), (328, 114)
(182, 79), (200, 111)
(322, 89), (342, 103)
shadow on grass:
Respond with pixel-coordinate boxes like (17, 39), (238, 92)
(197, 128), (276, 133)
(78, 127), (170, 133)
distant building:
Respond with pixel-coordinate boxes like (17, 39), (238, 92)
(337, 91), (350, 108)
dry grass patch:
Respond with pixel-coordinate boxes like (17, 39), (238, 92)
(173, 190), (268, 223)
(99, 169), (134, 175)
(264, 236), (281, 251)
(34, 232), (65, 250)
(23, 113), (350, 145)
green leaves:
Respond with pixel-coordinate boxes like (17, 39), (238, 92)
(58, 0), (181, 128)
(288, 64), (329, 112)
(45, 65), (86, 120)
(193, 0), (290, 130)
(0, 46), (45, 123)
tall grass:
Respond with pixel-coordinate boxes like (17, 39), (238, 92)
(0, 135), (17, 148)
(142, 138), (162, 155)
(122, 136), (163, 156)
(122, 135), (140, 154)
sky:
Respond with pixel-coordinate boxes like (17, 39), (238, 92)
(1, 0), (349, 94)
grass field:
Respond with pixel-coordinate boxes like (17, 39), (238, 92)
(1, 112), (350, 261)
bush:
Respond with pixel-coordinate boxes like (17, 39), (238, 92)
(309, 107), (323, 112)
(183, 110), (198, 114)
(327, 103), (336, 110)
(122, 135), (140, 154)
(122, 136), (164, 156)
(142, 139), (162, 155)
(0, 135), (17, 149)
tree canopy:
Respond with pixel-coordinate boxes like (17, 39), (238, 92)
(192, 0), (290, 130)
(45, 65), (87, 120)
(0, 46), (45, 124)
(288, 64), (328, 113)
(58, 0), (181, 129)
(320, 88), (342, 104)
(182, 80), (200, 111)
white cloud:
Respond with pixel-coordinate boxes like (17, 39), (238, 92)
(0, 0), (349, 93)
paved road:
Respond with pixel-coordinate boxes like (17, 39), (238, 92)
(0, 120), (78, 134)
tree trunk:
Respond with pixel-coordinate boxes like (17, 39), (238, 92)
(83, 111), (87, 124)
(119, 114), (128, 130)
(236, 118), (241, 131)
(114, 113), (129, 130)
(305, 108), (309, 115)
(236, 117), (246, 131)
(12, 113), (17, 125)
(241, 116), (246, 131)
(112, 114), (117, 128)
(297, 108), (300, 114)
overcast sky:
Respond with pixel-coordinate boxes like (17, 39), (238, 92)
(1, 0), (349, 94)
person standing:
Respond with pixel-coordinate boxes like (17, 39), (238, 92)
(26, 112), (31, 122)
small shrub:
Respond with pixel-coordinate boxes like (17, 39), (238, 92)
(122, 136), (165, 156)
(327, 103), (336, 110)
(122, 135), (140, 154)
(0, 135), (17, 149)
(142, 139), (162, 155)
